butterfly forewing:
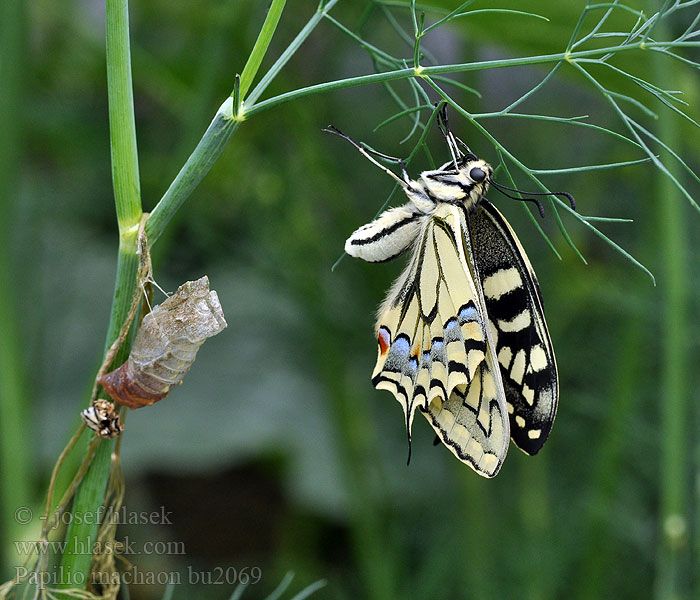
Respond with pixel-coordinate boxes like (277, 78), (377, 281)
(470, 201), (558, 454)
(371, 204), (510, 477)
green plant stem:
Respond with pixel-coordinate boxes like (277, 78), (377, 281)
(244, 0), (340, 107)
(58, 0), (142, 589)
(0, 0), (30, 575)
(147, 0), (340, 243)
(245, 40), (700, 117)
(105, 0), (141, 233)
(146, 107), (240, 245)
(56, 249), (140, 592)
(653, 29), (690, 600)
(238, 0), (286, 99)
(575, 319), (648, 599)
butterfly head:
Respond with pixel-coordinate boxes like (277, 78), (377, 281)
(419, 156), (493, 210)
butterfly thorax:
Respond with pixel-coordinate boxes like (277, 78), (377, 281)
(405, 158), (493, 213)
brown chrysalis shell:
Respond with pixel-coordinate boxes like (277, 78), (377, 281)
(81, 399), (124, 438)
(99, 276), (227, 409)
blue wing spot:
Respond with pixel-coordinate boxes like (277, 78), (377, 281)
(445, 317), (459, 331)
(458, 303), (478, 323)
(391, 335), (411, 355)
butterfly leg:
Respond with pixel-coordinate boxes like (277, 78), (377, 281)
(436, 105), (476, 168)
(323, 125), (410, 185)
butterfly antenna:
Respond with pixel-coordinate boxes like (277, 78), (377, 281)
(490, 180), (576, 218)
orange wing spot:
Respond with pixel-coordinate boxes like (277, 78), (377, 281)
(378, 327), (391, 355)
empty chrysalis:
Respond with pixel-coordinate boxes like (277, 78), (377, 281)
(99, 276), (228, 409)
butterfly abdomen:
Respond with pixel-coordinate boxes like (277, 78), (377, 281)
(345, 205), (423, 263)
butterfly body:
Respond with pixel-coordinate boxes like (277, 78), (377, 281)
(342, 124), (558, 478)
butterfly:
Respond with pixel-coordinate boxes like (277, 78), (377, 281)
(328, 108), (566, 478)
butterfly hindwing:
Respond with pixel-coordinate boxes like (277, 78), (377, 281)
(370, 203), (510, 477)
(470, 200), (558, 455)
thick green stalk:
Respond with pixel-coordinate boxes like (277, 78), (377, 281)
(146, 105), (240, 245)
(0, 0), (30, 574)
(58, 0), (142, 588)
(106, 0), (142, 232)
(653, 34), (690, 600)
(57, 250), (139, 589)
(575, 321), (647, 599)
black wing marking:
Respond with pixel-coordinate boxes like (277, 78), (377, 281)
(469, 200), (558, 455)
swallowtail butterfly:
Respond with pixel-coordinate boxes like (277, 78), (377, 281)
(330, 109), (562, 478)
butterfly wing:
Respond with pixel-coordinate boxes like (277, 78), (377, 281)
(470, 200), (558, 454)
(369, 203), (510, 477)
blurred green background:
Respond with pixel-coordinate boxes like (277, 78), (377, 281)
(1, 1), (699, 598)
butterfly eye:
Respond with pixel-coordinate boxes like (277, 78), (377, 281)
(470, 167), (486, 182)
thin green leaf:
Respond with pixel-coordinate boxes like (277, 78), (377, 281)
(245, 0), (340, 106)
(502, 63), (562, 113)
(630, 119), (700, 205)
(476, 113), (644, 150)
(373, 0), (451, 14)
(379, 3), (438, 64)
(287, 580), (327, 600)
(496, 149), (562, 260)
(531, 157), (651, 174)
(582, 215), (634, 223)
(374, 104), (433, 131)
(229, 582), (247, 600)
(324, 14), (401, 67)
(570, 1), (620, 50)
(264, 572), (295, 600)
(430, 74), (481, 98)
(422, 0), (476, 34)
(400, 84), (424, 143)
(573, 61), (700, 215)
(426, 79), (589, 263)
(583, 59), (688, 106)
(441, 9), (550, 24)
(604, 89), (659, 119)
(652, 47), (700, 70)
(643, 0), (674, 43)
(238, 0), (287, 99)
(576, 208), (656, 284)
